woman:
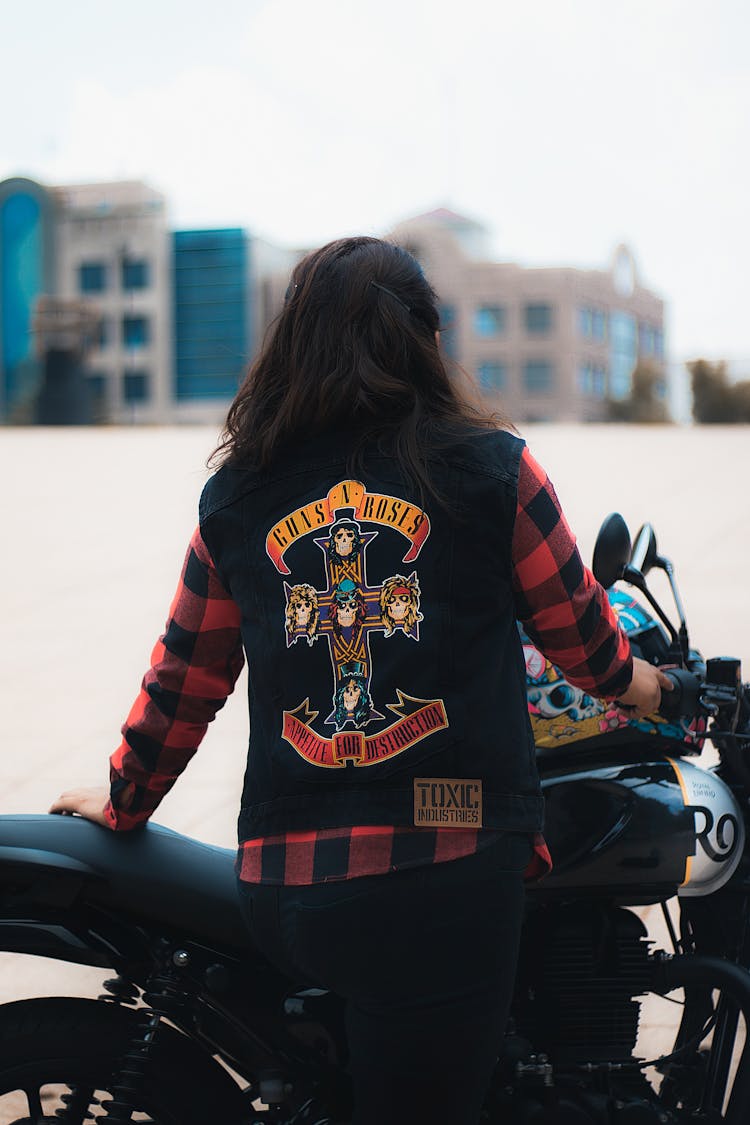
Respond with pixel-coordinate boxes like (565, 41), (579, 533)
(52, 237), (669, 1125)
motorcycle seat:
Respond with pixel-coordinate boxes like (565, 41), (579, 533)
(0, 814), (250, 950)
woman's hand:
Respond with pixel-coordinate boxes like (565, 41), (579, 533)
(49, 786), (110, 828)
(615, 656), (674, 720)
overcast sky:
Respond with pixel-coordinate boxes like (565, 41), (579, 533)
(2, 0), (748, 366)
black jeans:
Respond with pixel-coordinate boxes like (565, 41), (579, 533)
(238, 833), (530, 1125)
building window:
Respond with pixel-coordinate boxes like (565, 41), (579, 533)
(639, 322), (664, 359)
(592, 309), (606, 340)
(95, 317), (109, 349)
(609, 310), (637, 399)
(86, 372), (107, 395)
(577, 363), (607, 398)
(592, 367), (606, 398)
(122, 259), (150, 290)
(578, 306), (607, 341)
(477, 362), (506, 392)
(474, 305), (506, 336)
(439, 304), (458, 360)
(524, 303), (553, 334)
(523, 360), (554, 394)
(123, 316), (149, 348)
(123, 370), (150, 403)
(79, 262), (106, 293)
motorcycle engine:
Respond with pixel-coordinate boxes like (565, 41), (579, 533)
(513, 903), (653, 1064)
(489, 904), (666, 1122)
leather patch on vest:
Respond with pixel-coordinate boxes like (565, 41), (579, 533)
(413, 778), (483, 827)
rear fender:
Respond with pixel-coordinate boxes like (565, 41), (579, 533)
(0, 849), (147, 969)
(0, 915), (112, 967)
(0, 845), (100, 909)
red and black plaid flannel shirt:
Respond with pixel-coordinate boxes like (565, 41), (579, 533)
(105, 447), (632, 885)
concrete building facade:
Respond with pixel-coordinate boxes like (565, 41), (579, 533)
(389, 210), (666, 422)
(52, 180), (172, 423)
(0, 176), (292, 425)
(0, 177), (172, 423)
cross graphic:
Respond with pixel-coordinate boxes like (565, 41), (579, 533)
(283, 514), (421, 731)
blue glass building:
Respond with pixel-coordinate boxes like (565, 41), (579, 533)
(0, 178), (56, 420)
(173, 230), (251, 403)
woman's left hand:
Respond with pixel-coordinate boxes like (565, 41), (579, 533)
(49, 786), (110, 827)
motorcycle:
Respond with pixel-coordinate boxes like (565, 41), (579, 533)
(1, 513), (750, 1124)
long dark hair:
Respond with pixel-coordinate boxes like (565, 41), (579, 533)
(212, 237), (504, 504)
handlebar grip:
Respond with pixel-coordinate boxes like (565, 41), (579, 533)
(659, 668), (702, 719)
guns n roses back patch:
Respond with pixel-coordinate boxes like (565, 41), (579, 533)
(265, 479), (449, 769)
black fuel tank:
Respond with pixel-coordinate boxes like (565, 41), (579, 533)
(531, 757), (745, 905)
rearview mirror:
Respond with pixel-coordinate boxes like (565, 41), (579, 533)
(592, 513), (631, 589)
(630, 523), (658, 576)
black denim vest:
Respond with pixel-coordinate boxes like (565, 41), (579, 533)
(200, 428), (543, 840)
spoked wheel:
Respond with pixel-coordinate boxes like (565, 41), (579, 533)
(650, 959), (750, 1121)
(0, 997), (248, 1124)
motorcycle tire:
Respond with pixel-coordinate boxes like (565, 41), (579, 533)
(0, 995), (248, 1124)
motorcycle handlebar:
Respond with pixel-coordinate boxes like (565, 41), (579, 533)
(658, 662), (746, 721)
(659, 668), (703, 719)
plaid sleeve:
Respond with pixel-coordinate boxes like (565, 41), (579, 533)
(512, 447), (633, 699)
(104, 526), (244, 831)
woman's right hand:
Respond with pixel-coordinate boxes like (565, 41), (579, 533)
(49, 786), (111, 827)
(615, 657), (674, 720)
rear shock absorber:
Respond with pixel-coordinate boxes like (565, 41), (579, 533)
(99, 952), (194, 1122)
(100, 1008), (164, 1122)
(55, 978), (144, 1122)
(55, 1086), (100, 1122)
(98, 976), (140, 1007)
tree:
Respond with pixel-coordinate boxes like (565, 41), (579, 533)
(607, 362), (670, 423)
(688, 359), (750, 423)
(733, 381), (750, 420)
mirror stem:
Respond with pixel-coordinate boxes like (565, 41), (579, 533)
(658, 556), (690, 662)
(659, 557), (687, 628)
(622, 565), (680, 648)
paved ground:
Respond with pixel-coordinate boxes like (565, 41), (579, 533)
(1, 424), (748, 1117)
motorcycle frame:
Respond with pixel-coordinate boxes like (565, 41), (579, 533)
(0, 862), (351, 1115)
(4, 832), (750, 1124)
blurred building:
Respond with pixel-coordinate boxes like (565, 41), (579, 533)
(173, 229), (252, 422)
(0, 177), (56, 422)
(171, 230), (301, 422)
(389, 210), (666, 422)
(0, 176), (172, 423)
(0, 175), (301, 425)
(250, 235), (301, 350)
(1, 180), (666, 425)
(32, 297), (101, 425)
(53, 180), (172, 423)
